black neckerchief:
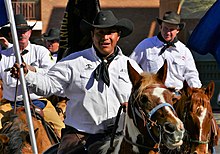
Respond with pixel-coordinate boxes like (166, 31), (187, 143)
(50, 51), (58, 56)
(20, 49), (29, 62)
(157, 32), (178, 55)
(94, 46), (119, 87)
(21, 49), (29, 56)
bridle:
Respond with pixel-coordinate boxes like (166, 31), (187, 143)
(124, 84), (176, 152)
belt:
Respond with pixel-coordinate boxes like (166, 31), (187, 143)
(63, 125), (122, 138)
(63, 125), (123, 149)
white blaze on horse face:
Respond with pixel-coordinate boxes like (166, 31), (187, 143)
(197, 106), (207, 141)
(152, 88), (167, 103)
(152, 88), (180, 122)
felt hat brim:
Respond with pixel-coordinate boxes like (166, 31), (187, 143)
(156, 18), (185, 31)
(42, 28), (60, 41)
(42, 36), (59, 41)
(16, 21), (36, 30)
(80, 18), (133, 38)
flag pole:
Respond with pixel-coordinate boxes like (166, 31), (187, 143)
(4, 0), (38, 153)
(177, 0), (185, 14)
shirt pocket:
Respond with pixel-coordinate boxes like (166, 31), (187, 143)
(173, 59), (185, 76)
(146, 51), (161, 73)
(118, 73), (132, 100)
(79, 70), (94, 90)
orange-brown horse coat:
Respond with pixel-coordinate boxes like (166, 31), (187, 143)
(174, 81), (220, 154)
(0, 108), (53, 153)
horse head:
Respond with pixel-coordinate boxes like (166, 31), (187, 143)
(123, 60), (185, 153)
(177, 81), (219, 154)
(0, 108), (54, 153)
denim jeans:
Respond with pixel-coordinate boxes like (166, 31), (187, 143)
(10, 99), (46, 109)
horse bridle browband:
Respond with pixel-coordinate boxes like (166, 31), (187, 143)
(146, 103), (175, 119)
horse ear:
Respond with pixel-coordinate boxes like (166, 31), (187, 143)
(157, 60), (167, 83)
(181, 81), (192, 97)
(183, 80), (189, 93)
(205, 80), (215, 99)
(127, 60), (142, 86)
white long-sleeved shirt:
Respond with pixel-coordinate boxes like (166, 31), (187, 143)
(25, 46), (143, 134)
(0, 42), (54, 101)
(130, 36), (202, 90)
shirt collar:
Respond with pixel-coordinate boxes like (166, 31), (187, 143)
(156, 35), (180, 53)
(91, 45), (122, 61)
(157, 32), (178, 44)
(21, 41), (31, 53)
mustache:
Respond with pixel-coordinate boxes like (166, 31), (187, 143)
(18, 36), (23, 40)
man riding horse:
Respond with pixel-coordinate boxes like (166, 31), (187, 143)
(130, 11), (219, 152)
(0, 14), (64, 138)
(10, 10), (143, 153)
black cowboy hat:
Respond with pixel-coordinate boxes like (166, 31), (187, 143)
(14, 14), (36, 30)
(80, 10), (134, 38)
(42, 28), (60, 41)
(156, 11), (185, 30)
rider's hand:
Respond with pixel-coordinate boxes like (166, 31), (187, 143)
(0, 37), (9, 48)
(10, 62), (29, 79)
(26, 64), (36, 72)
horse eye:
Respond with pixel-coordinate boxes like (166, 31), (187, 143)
(141, 95), (148, 104)
(172, 94), (181, 104)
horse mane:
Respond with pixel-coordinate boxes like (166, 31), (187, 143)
(1, 113), (30, 153)
(0, 109), (54, 153)
(136, 72), (161, 98)
(176, 86), (212, 118)
(185, 87), (212, 116)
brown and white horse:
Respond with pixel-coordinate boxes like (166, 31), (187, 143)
(88, 61), (185, 154)
(172, 81), (220, 154)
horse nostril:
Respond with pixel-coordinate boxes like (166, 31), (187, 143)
(163, 122), (176, 133)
